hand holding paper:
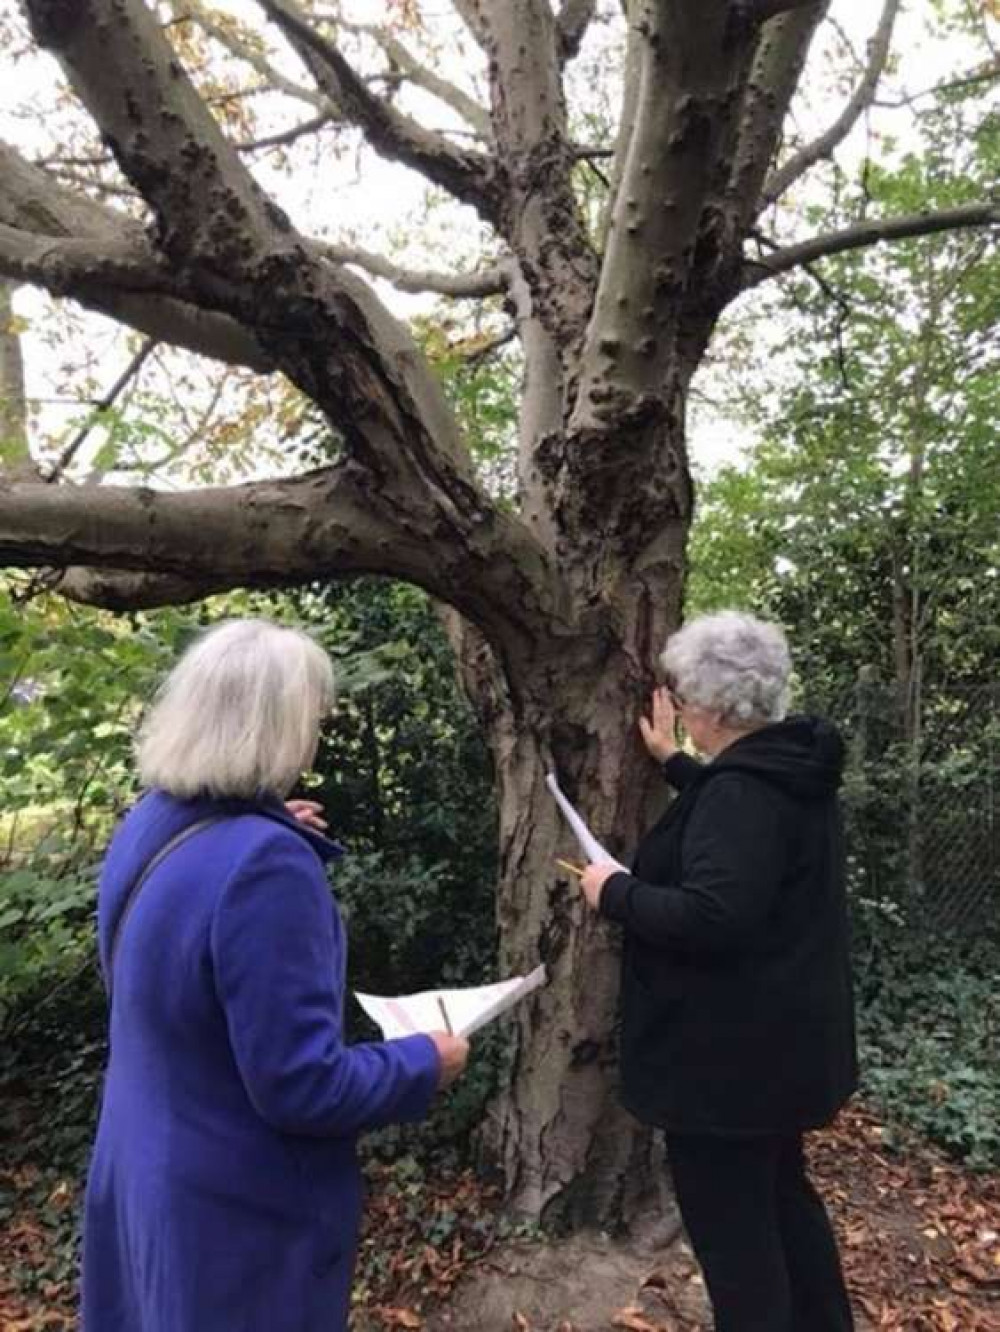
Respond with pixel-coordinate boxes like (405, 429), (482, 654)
(355, 966), (547, 1041)
(546, 771), (627, 872)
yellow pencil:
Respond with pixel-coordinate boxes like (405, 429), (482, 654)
(555, 857), (586, 878)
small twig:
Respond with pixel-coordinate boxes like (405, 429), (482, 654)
(46, 339), (158, 483)
(873, 62), (1000, 108)
(235, 111), (334, 152)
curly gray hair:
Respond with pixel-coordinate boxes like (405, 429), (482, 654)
(661, 611), (791, 727)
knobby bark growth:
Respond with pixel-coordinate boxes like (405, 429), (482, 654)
(0, 0), (996, 1225)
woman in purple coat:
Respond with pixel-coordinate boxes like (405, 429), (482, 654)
(81, 619), (469, 1332)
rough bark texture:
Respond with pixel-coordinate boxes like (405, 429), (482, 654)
(483, 551), (688, 1223)
(0, 280), (28, 465)
(1, 0), (997, 1228)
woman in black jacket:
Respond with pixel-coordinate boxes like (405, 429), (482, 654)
(581, 610), (857, 1332)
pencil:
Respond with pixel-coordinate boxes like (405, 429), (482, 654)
(436, 995), (454, 1035)
(555, 857), (586, 878)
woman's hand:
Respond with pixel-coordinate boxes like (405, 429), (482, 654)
(284, 799), (329, 832)
(580, 861), (621, 912)
(639, 686), (678, 763)
(429, 1032), (471, 1089)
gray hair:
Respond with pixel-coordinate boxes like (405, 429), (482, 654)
(137, 619), (335, 800)
(661, 611), (791, 727)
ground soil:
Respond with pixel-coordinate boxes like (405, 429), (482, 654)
(3, 1105), (998, 1331)
(362, 1105), (1000, 1332)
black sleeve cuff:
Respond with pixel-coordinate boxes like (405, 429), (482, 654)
(598, 871), (635, 923)
(663, 752), (702, 789)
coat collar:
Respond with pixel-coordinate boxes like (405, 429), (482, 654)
(143, 789), (345, 863)
(252, 793), (345, 863)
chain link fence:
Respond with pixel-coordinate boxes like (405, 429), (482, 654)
(822, 676), (1000, 934)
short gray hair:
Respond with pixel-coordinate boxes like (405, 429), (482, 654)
(137, 619), (335, 800)
(661, 611), (791, 727)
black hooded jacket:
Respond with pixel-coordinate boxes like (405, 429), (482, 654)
(600, 716), (858, 1134)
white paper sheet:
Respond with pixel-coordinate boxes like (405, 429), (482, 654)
(545, 771), (626, 868)
(355, 965), (547, 1040)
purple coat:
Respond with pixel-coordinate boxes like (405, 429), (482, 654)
(81, 790), (440, 1332)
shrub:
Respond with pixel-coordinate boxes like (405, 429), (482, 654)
(853, 909), (1000, 1169)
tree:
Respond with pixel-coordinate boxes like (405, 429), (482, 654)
(0, 0), (996, 1225)
(689, 92), (1000, 707)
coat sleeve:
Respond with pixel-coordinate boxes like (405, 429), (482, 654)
(662, 752), (703, 789)
(211, 830), (441, 1138)
(600, 773), (787, 953)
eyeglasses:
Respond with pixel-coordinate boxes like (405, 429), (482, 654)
(664, 678), (686, 709)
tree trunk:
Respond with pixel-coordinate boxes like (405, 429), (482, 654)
(461, 505), (688, 1227)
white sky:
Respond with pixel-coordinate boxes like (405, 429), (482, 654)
(1, 0), (996, 481)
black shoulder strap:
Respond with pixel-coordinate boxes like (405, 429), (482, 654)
(107, 816), (225, 998)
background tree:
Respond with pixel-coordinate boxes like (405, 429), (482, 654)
(690, 86), (1000, 707)
(0, 0), (997, 1225)
(689, 87), (1000, 920)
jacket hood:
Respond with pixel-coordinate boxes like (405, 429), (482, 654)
(708, 714), (845, 799)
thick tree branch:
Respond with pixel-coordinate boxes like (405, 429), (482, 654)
(0, 144), (275, 369)
(92, 291), (274, 372)
(0, 224), (173, 296)
(0, 468), (373, 586)
(557, 0), (597, 62)
(741, 203), (1000, 289)
(477, 1), (598, 353)
(53, 567), (241, 611)
(753, 0), (824, 18)
(315, 242), (506, 298)
(0, 463), (564, 653)
(1, 38), (524, 621)
(598, 0), (642, 249)
(450, 0), (491, 52)
(761, 0), (901, 208)
(0, 140), (133, 250)
(257, 0), (498, 218)
(575, 1), (760, 426)
(22, 0), (292, 270)
(728, 3), (830, 230)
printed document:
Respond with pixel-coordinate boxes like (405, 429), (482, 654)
(355, 965), (547, 1040)
(545, 771), (626, 868)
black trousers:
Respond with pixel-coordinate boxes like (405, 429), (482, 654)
(665, 1132), (854, 1332)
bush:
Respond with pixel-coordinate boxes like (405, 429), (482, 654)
(853, 910), (1000, 1169)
